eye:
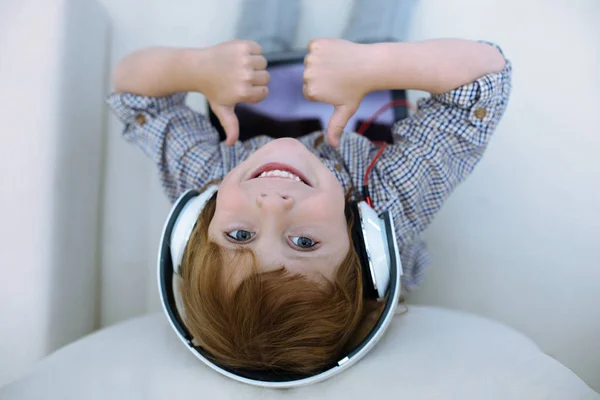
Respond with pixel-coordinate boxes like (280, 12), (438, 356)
(290, 236), (317, 249)
(226, 230), (255, 242)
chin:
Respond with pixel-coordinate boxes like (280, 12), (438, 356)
(270, 137), (304, 148)
(259, 138), (311, 157)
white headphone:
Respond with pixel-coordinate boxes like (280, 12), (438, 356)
(158, 185), (403, 388)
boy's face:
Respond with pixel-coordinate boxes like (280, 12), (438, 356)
(208, 138), (350, 285)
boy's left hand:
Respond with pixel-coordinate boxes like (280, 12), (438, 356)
(302, 38), (375, 147)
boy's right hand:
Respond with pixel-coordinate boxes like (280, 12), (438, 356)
(201, 40), (270, 145)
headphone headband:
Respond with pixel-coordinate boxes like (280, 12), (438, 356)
(158, 188), (403, 388)
(169, 185), (218, 274)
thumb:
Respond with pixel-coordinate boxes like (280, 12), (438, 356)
(326, 104), (357, 147)
(211, 104), (239, 146)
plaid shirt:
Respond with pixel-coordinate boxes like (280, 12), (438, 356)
(106, 44), (512, 290)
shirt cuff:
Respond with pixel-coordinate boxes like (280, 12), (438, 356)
(432, 42), (512, 129)
(105, 92), (188, 126)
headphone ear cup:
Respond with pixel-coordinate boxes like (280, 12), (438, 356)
(348, 202), (379, 299)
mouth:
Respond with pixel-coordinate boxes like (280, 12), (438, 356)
(249, 163), (312, 187)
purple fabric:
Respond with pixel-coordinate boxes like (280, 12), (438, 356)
(244, 63), (395, 130)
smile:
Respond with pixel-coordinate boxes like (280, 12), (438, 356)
(258, 169), (303, 182)
(250, 163), (312, 187)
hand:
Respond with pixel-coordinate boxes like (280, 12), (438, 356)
(202, 40), (270, 145)
(302, 38), (374, 147)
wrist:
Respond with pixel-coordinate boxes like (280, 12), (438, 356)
(367, 42), (423, 92)
(348, 43), (389, 95)
(175, 47), (212, 93)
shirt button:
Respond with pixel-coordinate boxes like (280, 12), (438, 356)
(334, 164), (342, 171)
(314, 135), (324, 148)
(474, 108), (487, 119)
(135, 114), (147, 126)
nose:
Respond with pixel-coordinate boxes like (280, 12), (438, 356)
(256, 192), (294, 211)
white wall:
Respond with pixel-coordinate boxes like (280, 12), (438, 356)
(0, 0), (108, 387)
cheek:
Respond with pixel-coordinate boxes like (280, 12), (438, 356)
(302, 192), (346, 223)
(215, 186), (247, 212)
(215, 174), (248, 212)
(208, 185), (250, 239)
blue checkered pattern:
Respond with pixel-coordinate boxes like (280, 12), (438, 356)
(106, 45), (512, 290)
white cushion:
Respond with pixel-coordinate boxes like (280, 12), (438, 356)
(1, 306), (598, 400)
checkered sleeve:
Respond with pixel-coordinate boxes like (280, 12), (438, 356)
(370, 44), (512, 246)
(106, 92), (224, 202)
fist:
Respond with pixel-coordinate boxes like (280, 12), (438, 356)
(203, 40), (270, 145)
(303, 38), (373, 146)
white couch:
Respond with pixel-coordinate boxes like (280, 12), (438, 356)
(2, 307), (599, 400)
(1, 0), (599, 397)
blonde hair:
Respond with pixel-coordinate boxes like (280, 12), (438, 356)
(178, 190), (368, 375)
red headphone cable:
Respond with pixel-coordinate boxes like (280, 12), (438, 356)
(356, 99), (416, 208)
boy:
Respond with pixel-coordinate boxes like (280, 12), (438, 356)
(107, 38), (511, 374)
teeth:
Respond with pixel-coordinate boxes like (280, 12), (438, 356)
(258, 169), (302, 182)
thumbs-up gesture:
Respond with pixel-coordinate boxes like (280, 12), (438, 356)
(203, 40), (270, 145)
(303, 38), (374, 147)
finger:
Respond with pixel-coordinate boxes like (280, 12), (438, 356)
(303, 83), (316, 102)
(327, 105), (357, 147)
(211, 104), (239, 146)
(302, 68), (311, 84)
(247, 41), (262, 55)
(243, 86), (269, 104)
(251, 70), (270, 86)
(250, 55), (267, 70)
(303, 53), (309, 66)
